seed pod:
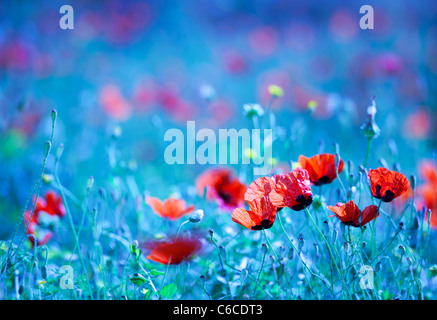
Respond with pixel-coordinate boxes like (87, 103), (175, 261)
(343, 242), (350, 254)
(323, 220), (329, 237)
(398, 245), (406, 255)
(288, 247), (295, 260)
(42, 266), (48, 280)
(44, 141), (52, 158)
(298, 236), (305, 252)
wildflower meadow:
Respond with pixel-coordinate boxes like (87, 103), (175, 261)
(0, 0), (436, 306)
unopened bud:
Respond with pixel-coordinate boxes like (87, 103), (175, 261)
(189, 209), (204, 223)
(87, 176), (94, 190)
(323, 220), (329, 237)
(44, 141), (51, 158)
(262, 243), (269, 254)
(56, 144), (64, 160)
(51, 109), (57, 126)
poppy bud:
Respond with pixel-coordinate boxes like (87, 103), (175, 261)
(200, 275), (206, 282)
(121, 295), (128, 300)
(288, 247), (295, 260)
(189, 209), (204, 223)
(51, 109), (57, 126)
(42, 265), (48, 280)
(298, 236), (305, 252)
(323, 220), (329, 237)
(360, 98), (380, 140)
(343, 242), (350, 254)
(262, 243), (269, 254)
(18, 285), (24, 295)
(362, 241), (367, 249)
(399, 245), (406, 255)
(87, 176), (94, 190)
(209, 229), (214, 235)
(44, 141), (51, 158)
(313, 242), (319, 257)
(56, 143), (64, 160)
(410, 175), (416, 192)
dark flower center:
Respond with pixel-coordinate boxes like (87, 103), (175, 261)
(251, 219), (274, 230)
(291, 195), (313, 211)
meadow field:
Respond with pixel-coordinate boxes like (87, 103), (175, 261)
(0, 0), (436, 300)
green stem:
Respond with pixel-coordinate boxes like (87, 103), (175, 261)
(305, 207), (352, 299)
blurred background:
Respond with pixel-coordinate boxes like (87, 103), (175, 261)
(0, 0), (436, 238)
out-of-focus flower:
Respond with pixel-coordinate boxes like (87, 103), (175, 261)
(268, 85), (284, 98)
(368, 167), (410, 202)
(329, 9), (359, 42)
(298, 153), (344, 186)
(248, 26), (278, 57)
(232, 177), (277, 230)
(156, 87), (196, 122)
(143, 237), (202, 265)
(376, 53), (403, 75)
(222, 50), (248, 74)
(270, 168), (313, 211)
(145, 196), (195, 220)
(403, 109), (431, 139)
(99, 85), (132, 121)
(243, 103), (264, 119)
(196, 168), (246, 210)
(328, 200), (379, 227)
(24, 191), (65, 247)
(417, 161), (437, 228)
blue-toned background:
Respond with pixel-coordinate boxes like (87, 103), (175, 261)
(0, 0), (436, 237)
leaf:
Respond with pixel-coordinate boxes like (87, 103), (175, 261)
(160, 283), (177, 299)
(141, 288), (151, 300)
(149, 269), (165, 276)
(130, 274), (148, 286)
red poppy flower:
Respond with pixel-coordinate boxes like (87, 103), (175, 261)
(368, 167), (410, 202)
(419, 161), (437, 185)
(269, 168), (313, 211)
(24, 191), (65, 247)
(196, 168), (246, 210)
(328, 200), (379, 227)
(298, 153), (344, 185)
(232, 177), (277, 230)
(144, 237), (202, 265)
(145, 196), (195, 220)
